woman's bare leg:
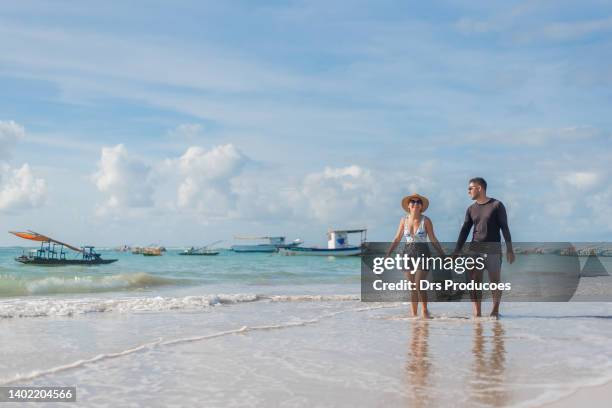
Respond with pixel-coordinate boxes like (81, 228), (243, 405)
(406, 271), (418, 316)
(415, 269), (431, 319)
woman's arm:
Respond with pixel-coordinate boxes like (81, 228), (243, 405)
(425, 217), (446, 257)
(385, 217), (405, 257)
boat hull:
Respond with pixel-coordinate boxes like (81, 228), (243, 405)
(231, 243), (301, 253)
(178, 252), (219, 256)
(279, 246), (363, 256)
(231, 244), (278, 253)
(15, 256), (118, 265)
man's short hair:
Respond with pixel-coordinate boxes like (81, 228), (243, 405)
(469, 177), (487, 190)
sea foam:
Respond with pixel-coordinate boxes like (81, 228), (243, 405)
(0, 293), (361, 318)
(0, 272), (181, 297)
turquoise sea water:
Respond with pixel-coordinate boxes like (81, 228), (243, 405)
(0, 247), (361, 299)
(1, 247), (612, 407)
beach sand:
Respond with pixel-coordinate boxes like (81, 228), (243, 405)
(543, 380), (612, 408)
(2, 299), (611, 407)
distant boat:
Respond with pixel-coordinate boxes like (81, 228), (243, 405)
(9, 231), (117, 265)
(231, 236), (302, 253)
(279, 229), (366, 256)
(179, 247), (220, 256)
(179, 241), (222, 256)
(142, 247), (163, 256)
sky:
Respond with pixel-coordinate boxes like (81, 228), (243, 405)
(0, 0), (611, 247)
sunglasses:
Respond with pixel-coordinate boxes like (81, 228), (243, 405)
(409, 200), (422, 205)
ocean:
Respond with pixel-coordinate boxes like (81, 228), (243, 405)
(1, 247), (611, 407)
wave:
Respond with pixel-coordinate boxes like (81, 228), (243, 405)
(0, 272), (181, 297)
(265, 294), (360, 302)
(0, 293), (361, 318)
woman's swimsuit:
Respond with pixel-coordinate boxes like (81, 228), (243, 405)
(403, 215), (431, 271)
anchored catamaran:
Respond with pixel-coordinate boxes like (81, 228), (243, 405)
(9, 231), (118, 265)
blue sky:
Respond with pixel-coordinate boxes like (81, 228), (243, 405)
(1, 0), (611, 246)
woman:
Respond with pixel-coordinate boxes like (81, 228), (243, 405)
(386, 193), (445, 318)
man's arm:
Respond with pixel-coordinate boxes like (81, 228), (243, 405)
(454, 208), (473, 253)
(497, 202), (513, 253)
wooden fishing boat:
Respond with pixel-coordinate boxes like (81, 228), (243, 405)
(9, 231), (117, 266)
(142, 247), (163, 256)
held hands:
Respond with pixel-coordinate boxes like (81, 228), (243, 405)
(385, 246), (395, 258)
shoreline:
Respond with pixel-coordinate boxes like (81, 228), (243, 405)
(541, 378), (612, 408)
(1, 300), (611, 406)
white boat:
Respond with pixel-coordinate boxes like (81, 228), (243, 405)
(179, 247), (220, 256)
(180, 240), (222, 256)
(279, 229), (366, 256)
(231, 236), (302, 253)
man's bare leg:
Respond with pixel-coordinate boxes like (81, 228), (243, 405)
(488, 257), (502, 319)
(469, 269), (483, 317)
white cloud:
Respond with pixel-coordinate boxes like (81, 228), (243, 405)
(92, 144), (154, 214)
(0, 163), (47, 211)
(561, 171), (600, 190)
(587, 187), (612, 231)
(168, 123), (204, 140)
(0, 121), (47, 212)
(0, 120), (25, 159)
(172, 144), (248, 217)
(456, 10), (612, 44)
(289, 165), (382, 223)
(542, 163), (610, 236)
(166, 154), (388, 226)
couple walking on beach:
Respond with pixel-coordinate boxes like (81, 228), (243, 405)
(386, 177), (515, 319)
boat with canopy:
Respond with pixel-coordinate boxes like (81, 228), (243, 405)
(9, 231), (118, 265)
(231, 236), (302, 253)
(279, 229), (366, 256)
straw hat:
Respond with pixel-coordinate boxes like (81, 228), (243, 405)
(401, 193), (429, 213)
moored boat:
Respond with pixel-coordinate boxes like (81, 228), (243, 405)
(179, 248), (220, 256)
(231, 236), (302, 253)
(279, 229), (366, 256)
(143, 247), (163, 256)
(9, 231), (117, 266)
(279, 246), (363, 256)
(179, 241), (222, 256)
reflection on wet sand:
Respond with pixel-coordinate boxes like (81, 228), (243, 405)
(405, 319), (509, 407)
(470, 321), (508, 407)
(405, 320), (431, 408)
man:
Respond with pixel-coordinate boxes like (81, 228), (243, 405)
(454, 177), (514, 318)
